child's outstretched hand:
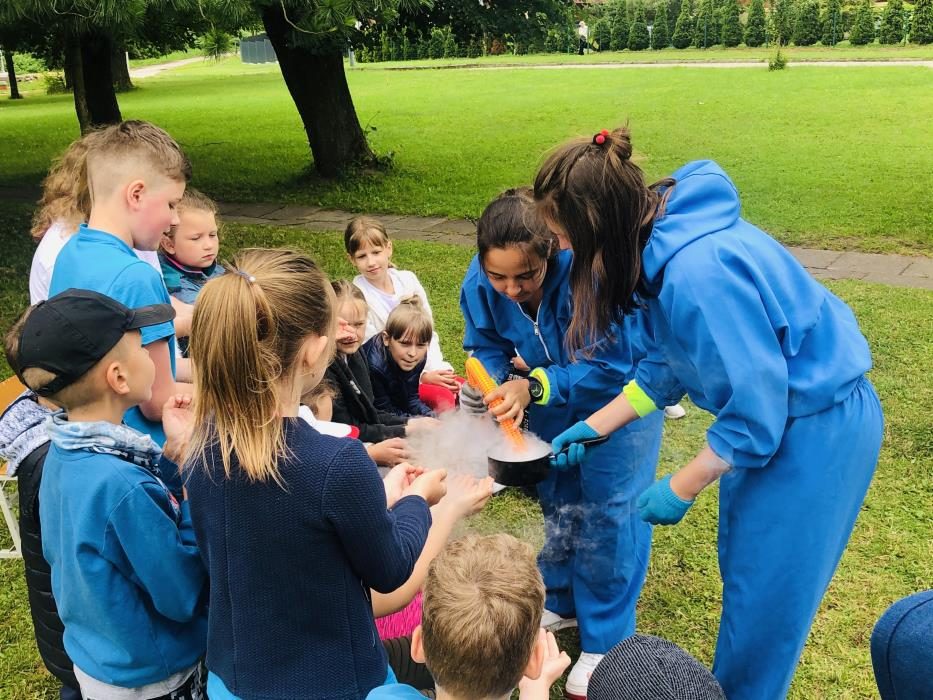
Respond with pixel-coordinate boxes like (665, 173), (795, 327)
(383, 462), (424, 508)
(437, 474), (494, 519)
(422, 369), (461, 392)
(367, 437), (409, 466)
(518, 629), (572, 700)
(404, 468), (447, 506)
(161, 394), (193, 463)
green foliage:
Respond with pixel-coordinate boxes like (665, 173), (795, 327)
(879, 0), (907, 43)
(608, 0), (631, 49)
(693, 0), (720, 47)
(11, 52), (46, 73)
(672, 0), (696, 47)
(199, 27), (233, 61)
(651, 2), (671, 47)
(628, 3), (652, 49)
(769, 44), (788, 67)
(771, 0), (796, 44)
(848, 0), (876, 44)
(428, 27), (446, 58)
(745, 0), (768, 46)
(911, 0), (933, 43)
(43, 71), (67, 93)
(594, 18), (612, 49)
(820, 0), (844, 45)
(792, 0), (821, 45)
(720, 0), (743, 46)
(443, 28), (458, 58)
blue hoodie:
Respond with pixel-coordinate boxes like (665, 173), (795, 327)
(633, 161), (872, 468)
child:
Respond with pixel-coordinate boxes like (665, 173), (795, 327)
(4, 289), (207, 699)
(364, 297), (436, 418)
(345, 216), (461, 412)
(460, 188), (663, 698)
(182, 248), (447, 699)
(326, 281), (435, 467)
(367, 533), (572, 700)
(159, 187), (225, 306)
(539, 127), (883, 700)
(48, 120), (192, 469)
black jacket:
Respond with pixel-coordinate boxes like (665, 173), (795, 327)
(325, 352), (407, 443)
(362, 338), (434, 418)
(17, 441), (79, 690)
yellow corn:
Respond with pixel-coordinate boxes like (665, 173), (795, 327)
(465, 357), (526, 449)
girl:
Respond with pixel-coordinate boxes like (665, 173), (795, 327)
(459, 188), (664, 700)
(184, 249), (448, 699)
(539, 128), (883, 700)
(159, 188), (225, 306)
(345, 216), (462, 412)
(363, 297), (436, 419)
(326, 281), (435, 466)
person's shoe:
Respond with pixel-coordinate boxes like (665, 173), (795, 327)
(564, 652), (604, 700)
(664, 403), (687, 420)
(541, 609), (578, 632)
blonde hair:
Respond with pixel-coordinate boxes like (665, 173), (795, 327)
(422, 534), (544, 697)
(344, 216), (391, 256)
(331, 279), (366, 307)
(384, 296), (432, 345)
(187, 248), (335, 484)
(30, 130), (104, 240)
(162, 188), (220, 242)
(86, 120), (191, 205)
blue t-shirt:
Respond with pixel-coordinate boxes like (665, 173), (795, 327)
(50, 225), (176, 445)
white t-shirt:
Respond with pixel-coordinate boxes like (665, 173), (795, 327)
(29, 221), (163, 304)
(353, 268), (453, 373)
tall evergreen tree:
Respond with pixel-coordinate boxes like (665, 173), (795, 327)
(720, 0), (743, 45)
(820, 0), (844, 44)
(609, 0), (631, 49)
(879, 0), (907, 43)
(848, 0), (876, 44)
(694, 0), (717, 46)
(628, 3), (652, 48)
(594, 18), (612, 49)
(793, 0), (821, 44)
(652, 1), (671, 47)
(770, 0), (796, 44)
(911, 0), (933, 43)
(672, 0), (696, 46)
(745, 0), (767, 45)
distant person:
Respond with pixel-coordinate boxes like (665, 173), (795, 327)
(578, 21), (589, 55)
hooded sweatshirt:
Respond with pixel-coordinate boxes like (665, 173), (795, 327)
(632, 161), (872, 468)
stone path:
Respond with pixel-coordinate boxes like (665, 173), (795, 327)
(129, 56), (215, 79)
(218, 202), (933, 290)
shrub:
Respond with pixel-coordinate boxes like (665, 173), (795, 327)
(693, 0), (719, 47)
(44, 72), (68, 94)
(672, 0), (696, 47)
(769, 46), (788, 69)
(428, 27), (447, 58)
(848, 0), (876, 44)
(13, 53), (47, 74)
(911, 0), (933, 43)
(609, 0), (631, 49)
(652, 2), (671, 47)
(745, 0), (768, 46)
(443, 28), (458, 58)
(821, 0), (844, 45)
(879, 0), (907, 43)
(771, 0), (796, 45)
(594, 18), (613, 49)
(793, 0), (821, 45)
(628, 4), (652, 49)
(720, 0), (744, 46)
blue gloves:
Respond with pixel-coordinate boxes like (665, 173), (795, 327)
(550, 421), (600, 470)
(637, 474), (695, 525)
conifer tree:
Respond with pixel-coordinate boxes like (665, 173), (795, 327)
(672, 0), (696, 46)
(720, 0), (743, 45)
(848, 0), (876, 44)
(771, 0), (796, 44)
(911, 0), (933, 43)
(745, 0), (768, 45)
(693, 0), (717, 46)
(652, 1), (671, 47)
(820, 0), (844, 44)
(609, 0), (632, 49)
(879, 0), (907, 43)
(629, 3), (652, 48)
(793, 0), (821, 44)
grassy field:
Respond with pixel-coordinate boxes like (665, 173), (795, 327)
(1, 56), (932, 254)
(0, 202), (931, 697)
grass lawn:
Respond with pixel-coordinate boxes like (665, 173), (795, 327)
(1, 204), (931, 698)
(127, 49), (197, 68)
(1, 57), (932, 254)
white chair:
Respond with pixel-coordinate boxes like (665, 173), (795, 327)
(0, 375), (27, 559)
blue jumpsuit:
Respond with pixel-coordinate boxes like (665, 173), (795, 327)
(460, 251), (664, 653)
(630, 161), (883, 699)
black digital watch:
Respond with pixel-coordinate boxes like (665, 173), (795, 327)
(527, 376), (545, 402)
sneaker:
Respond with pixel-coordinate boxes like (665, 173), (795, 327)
(564, 652), (604, 700)
(541, 609), (578, 632)
(664, 403), (687, 420)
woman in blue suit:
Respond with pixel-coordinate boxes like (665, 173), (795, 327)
(460, 188), (664, 700)
(536, 128), (883, 700)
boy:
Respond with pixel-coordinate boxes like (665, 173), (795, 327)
(4, 289), (207, 699)
(368, 533), (571, 700)
(49, 120), (190, 468)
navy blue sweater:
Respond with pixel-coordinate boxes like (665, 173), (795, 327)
(186, 419), (432, 699)
(362, 338), (434, 418)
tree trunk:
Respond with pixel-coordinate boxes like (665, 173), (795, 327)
(80, 31), (121, 127)
(110, 42), (133, 92)
(260, 4), (375, 177)
(3, 48), (23, 99)
(67, 37), (91, 133)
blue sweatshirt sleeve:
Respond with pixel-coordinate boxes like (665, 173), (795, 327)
(460, 278), (517, 384)
(658, 254), (791, 468)
(323, 441), (432, 593)
(105, 482), (206, 622)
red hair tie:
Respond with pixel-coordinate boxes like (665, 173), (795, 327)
(593, 128), (610, 145)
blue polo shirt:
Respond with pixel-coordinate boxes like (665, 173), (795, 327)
(50, 225), (176, 446)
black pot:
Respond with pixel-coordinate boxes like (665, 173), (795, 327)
(487, 435), (609, 487)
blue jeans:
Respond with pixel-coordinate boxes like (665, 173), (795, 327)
(871, 590), (933, 699)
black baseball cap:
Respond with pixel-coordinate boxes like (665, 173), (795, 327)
(13, 289), (175, 397)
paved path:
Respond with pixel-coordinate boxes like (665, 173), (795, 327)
(129, 56), (212, 79)
(218, 201), (933, 290)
